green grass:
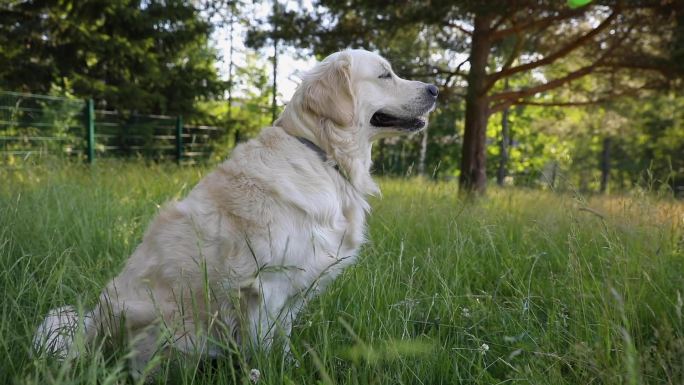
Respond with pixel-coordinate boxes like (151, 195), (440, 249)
(1, 160), (683, 384)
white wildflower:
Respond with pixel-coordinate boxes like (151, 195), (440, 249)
(249, 368), (261, 384)
(461, 307), (471, 318)
(479, 343), (489, 355)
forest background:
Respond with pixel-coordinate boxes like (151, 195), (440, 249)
(2, 0), (683, 195)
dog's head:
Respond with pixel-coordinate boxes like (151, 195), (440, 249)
(294, 49), (437, 139)
(277, 49), (437, 192)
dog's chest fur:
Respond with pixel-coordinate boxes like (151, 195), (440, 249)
(167, 127), (370, 332)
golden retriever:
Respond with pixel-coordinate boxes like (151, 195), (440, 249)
(33, 49), (438, 376)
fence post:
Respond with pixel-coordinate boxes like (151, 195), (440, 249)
(175, 115), (183, 164)
(85, 99), (95, 164)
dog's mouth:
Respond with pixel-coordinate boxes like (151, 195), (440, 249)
(370, 111), (426, 132)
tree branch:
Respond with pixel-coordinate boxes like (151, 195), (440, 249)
(603, 59), (681, 77)
(488, 10), (619, 85)
(490, 84), (654, 113)
(490, 15), (509, 34)
(488, 20), (642, 114)
(446, 20), (473, 35)
(408, 65), (468, 79)
(490, 63), (597, 102)
(500, 34), (525, 73)
(489, 8), (588, 42)
(487, 100), (511, 114)
(454, 56), (470, 74)
(509, 99), (611, 108)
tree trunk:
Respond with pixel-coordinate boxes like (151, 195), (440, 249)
(459, 13), (493, 194)
(227, 11), (235, 120)
(600, 136), (611, 194)
(549, 161), (558, 189)
(376, 139), (385, 173)
(418, 127), (428, 176)
(496, 81), (510, 186)
(271, 1), (279, 124)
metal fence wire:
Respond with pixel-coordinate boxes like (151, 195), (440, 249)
(0, 91), (86, 163)
(0, 91), (227, 165)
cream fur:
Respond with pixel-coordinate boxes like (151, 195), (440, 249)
(33, 49), (436, 376)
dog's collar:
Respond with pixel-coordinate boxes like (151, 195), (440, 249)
(295, 136), (344, 175)
(295, 136), (328, 163)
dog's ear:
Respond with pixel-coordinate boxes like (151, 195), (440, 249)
(302, 52), (355, 127)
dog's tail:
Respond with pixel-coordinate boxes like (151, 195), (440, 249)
(32, 306), (96, 359)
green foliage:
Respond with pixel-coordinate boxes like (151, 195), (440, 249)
(1, 0), (682, 190)
(192, 52), (276, 161)
(491, 94), (684, 194)
(1, 164), (683, 384)
(608, 94), (684, 193)
(0, 0), (225, 116)
(254, 0), (684, 193)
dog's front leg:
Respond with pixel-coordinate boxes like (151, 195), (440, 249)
(246, 275), (301, 352)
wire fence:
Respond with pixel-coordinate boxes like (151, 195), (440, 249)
(0, 91), (228, 166)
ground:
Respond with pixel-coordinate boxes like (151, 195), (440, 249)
(1, 160), (683, 385)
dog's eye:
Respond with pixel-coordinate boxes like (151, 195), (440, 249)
(378, 72), (392, 79)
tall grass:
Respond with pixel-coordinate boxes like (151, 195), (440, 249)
(1, 161), (683, 384)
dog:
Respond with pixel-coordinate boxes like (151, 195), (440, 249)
(33, 49), (438, 376)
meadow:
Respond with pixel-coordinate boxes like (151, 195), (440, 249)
(1, 161), (683, 385)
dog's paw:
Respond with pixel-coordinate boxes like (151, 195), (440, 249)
(32, 306), (81, 359)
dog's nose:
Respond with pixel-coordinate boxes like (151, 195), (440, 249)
(427, 84), (439, 98)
